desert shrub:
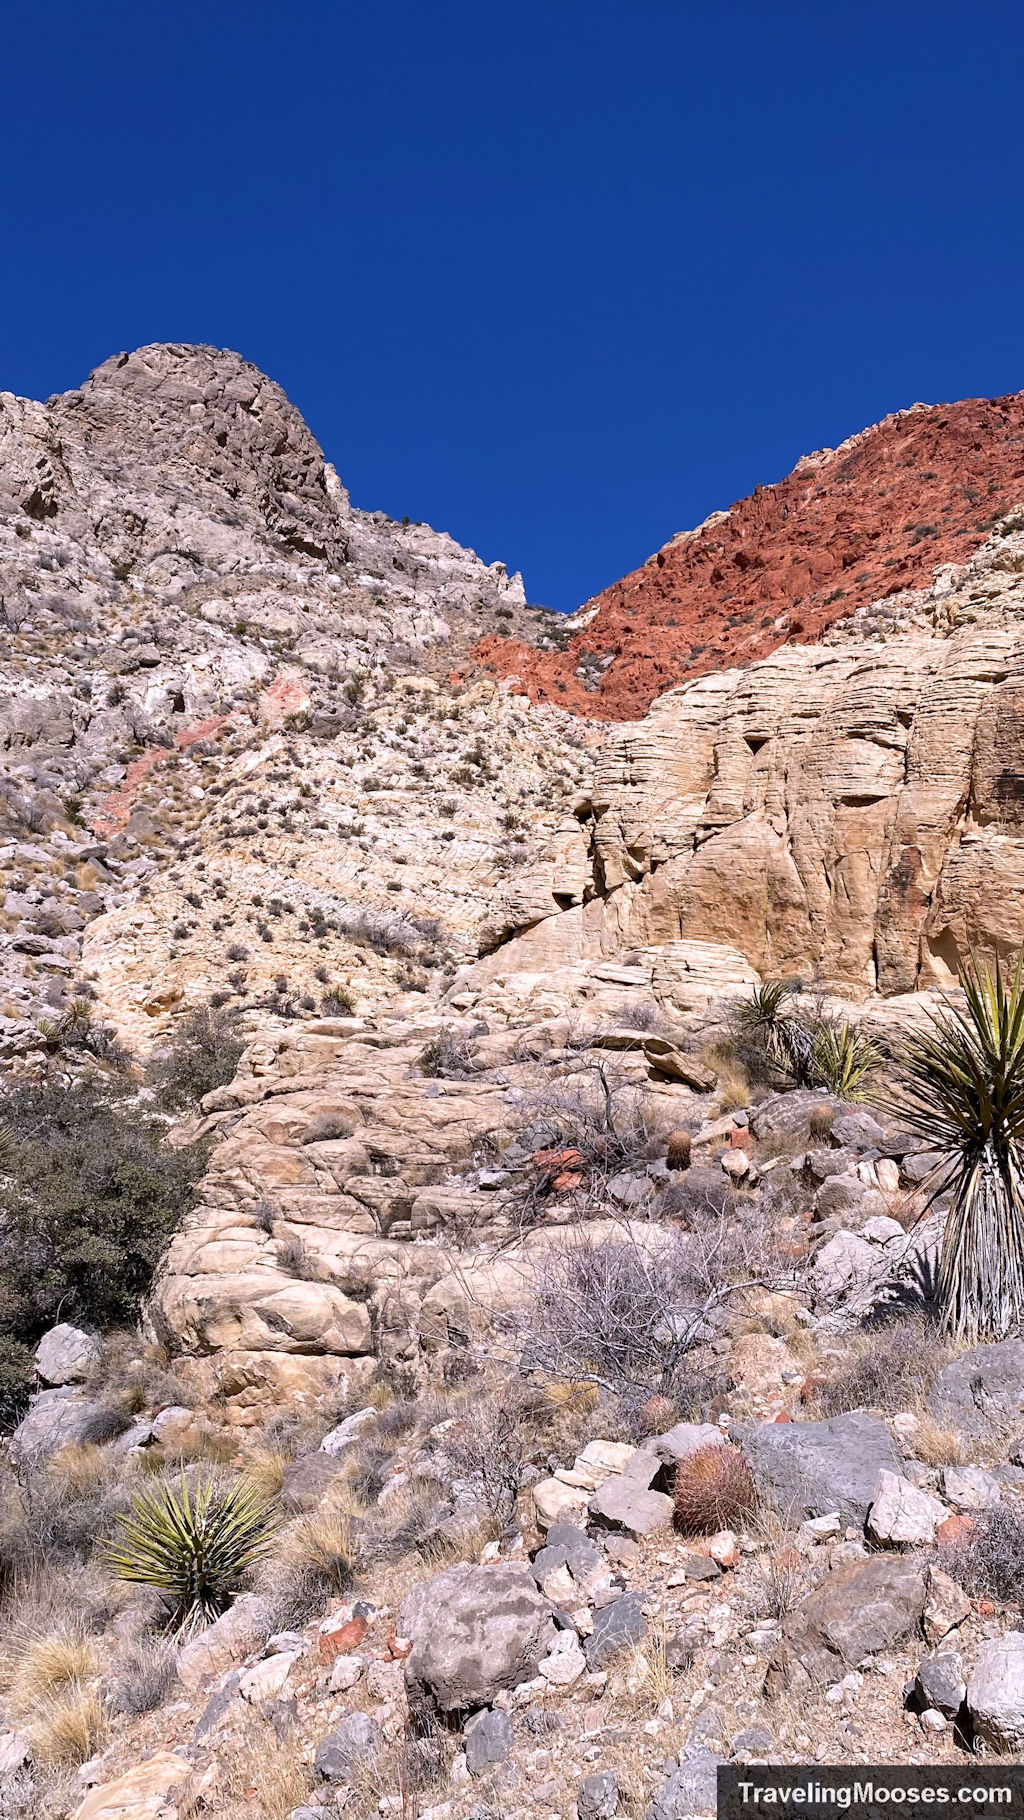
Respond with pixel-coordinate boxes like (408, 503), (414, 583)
(515, 1215), (780, 1402)
(105, 1474), (279, 1634)
(0, 1079), (205, 1370)
(148, 1003), (244, 1108)
(108, 1637), (177, 1715)
(673, 1443), (754, 1534)
(814, 1313), (952, 1416)
(29, 1686), (106, 1767)
(537, 1065), (659, 1175)
(417, 1026), (476, 1079)
(445, 1391), (529, 1523)
(938, 1502), (1024, 1603)
(301, 1110), (353, 1144)
(12, 1628), (98, 1711)
(732, 984), (878, 1099)
(320, 985), (356, 1016)
(0, 1338), (35, 1429)
(267, 1508), (357, 1626)
(333, 902), (442, 957)
(610, 999), (660, 1031)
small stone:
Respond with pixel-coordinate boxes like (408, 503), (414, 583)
(799, 1512), (842, 1543)
(314, 1712), (381, 1781)
(920, 1708), (947, 1734)
(585, 1592), (648, 1670)
(867, 1470), (947, 1547)
(238, 1650), (296, 1704)
(463, 1707), (513, 1776)
(533, 1476), (590, 1527)
(328, 1654), (365, 1691)
(319, 1407), (376, 1455)
(579, 1769), (619, 1818)
(683, 1555), (721, 1582)
(538, 1631), (587, 1686)
(707, 1529), (738, 1569)
(915, 1651), (965, 1718)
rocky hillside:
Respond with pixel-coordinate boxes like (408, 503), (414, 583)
(0, 344), (594, 1057)
(476, 392), (1024, 718)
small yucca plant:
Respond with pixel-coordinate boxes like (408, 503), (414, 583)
(887, 953), (1024, 1341)
(104, 1474), (278, 1635)
(673, 1442), (754, 1534)
(809, 1021), (879, 1100)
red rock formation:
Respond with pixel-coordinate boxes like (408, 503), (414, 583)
(475, 393), (1024, 720)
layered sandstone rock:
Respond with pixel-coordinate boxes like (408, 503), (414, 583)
(471, 516), (1024, 1000)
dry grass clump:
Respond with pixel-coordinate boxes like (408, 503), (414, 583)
(910, 1414), (971, 1468)
(107, 1636), (177, 1715)
(673, 1443), (754, 1534)
(12, 1627), (99, 1711)
(265, 1504), (358, 1627)
(221, 1727), (314, 1820)
(812, 1313), (954, 1418)
(30, 1685), (107, 1767)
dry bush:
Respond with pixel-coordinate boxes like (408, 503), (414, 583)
(938, 1503), (1024, 1603)
(813, 1313), (953, 1418)
(240, 1445), (289, 1499)
(29, 1686), (106, 1768)
(268, 1505), (357, 1626)
(417, 1026), (477, 1079)
(742, 1509), (815, 1619)
(300, 1109), (353, 1144)
(530, 1063), (661, 1175)
(673, 1443), (754, 1534)
(108, 1637), (177, 1715)
(12, 1628), (98, 1712)
(516, 1206), (788, 1403)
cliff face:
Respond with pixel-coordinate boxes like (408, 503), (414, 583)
(475, 392), (1024, 719)
(464, 512), (1024, 1010)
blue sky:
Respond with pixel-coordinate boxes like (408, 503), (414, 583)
(3, 1), (1023, 611)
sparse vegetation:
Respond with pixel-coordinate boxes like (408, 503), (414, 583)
(105, 1473), (279, 1634)
(672, 1442), (754, 1534)
(148, 1002), (245, 1108)
(889, 952), (1024, 1338)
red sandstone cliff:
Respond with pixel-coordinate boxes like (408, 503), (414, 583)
(475, 392), (1024, 720)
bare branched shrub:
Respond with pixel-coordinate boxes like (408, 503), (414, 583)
(301, 1110), (353, 1144)
(514, 1210), (787, 1400)
(445, 1387), (529, 1523)
(938, 1502), (1024, 1604)
(533, 1062), (660, 1176)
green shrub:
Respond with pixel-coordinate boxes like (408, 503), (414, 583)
(0, 1079), (206, 1363)
(148, 1003), (244, 1109)
(105, 1474), (279, 1634)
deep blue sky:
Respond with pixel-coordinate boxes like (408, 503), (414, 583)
(3, 2), (1023, 611)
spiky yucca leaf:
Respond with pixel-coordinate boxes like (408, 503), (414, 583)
(809, 1021), (879, 1100)
(104, 1474), (278, 1635)
(734, 979), (796, 1034)
(888, 954), (1024, 1340)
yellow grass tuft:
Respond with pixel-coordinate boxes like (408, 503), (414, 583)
(29, 1687), (107, 1767)
(13, 1628), (98, 1712)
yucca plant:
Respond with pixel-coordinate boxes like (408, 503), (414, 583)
(888, 954), (1024, 1340)
(809, 1020), (879, 1100)
(104, 1474), (279, 1635)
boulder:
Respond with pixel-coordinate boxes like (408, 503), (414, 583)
(72, 1754), (199, 1820)
(34, 1322), (100, 1386)
(923, 1565), (971, 1644)
(730, 1410), (903, 1526)
(399, 1564), (556, 1713)
(647, 1751), (721, 1820)
(314, 1711), (382, 1780)
(533, 1477), (590, 1528)
(10, 1387), (104, 1472)
(584, 1592), (648, 1670)
(927, 1339), (1024, 1439)
(915, 1651), (965, 1718)
(464, 1707), (513, 1775)
(767, 1555), (927, 1690)
(967, 1632), (1024, 1752)
(589, 1476), (674, 1538)
(942, 1465), (1002, 1512)
(176, 1594), (275, 1690)
(867, 1471), (948, 1546)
